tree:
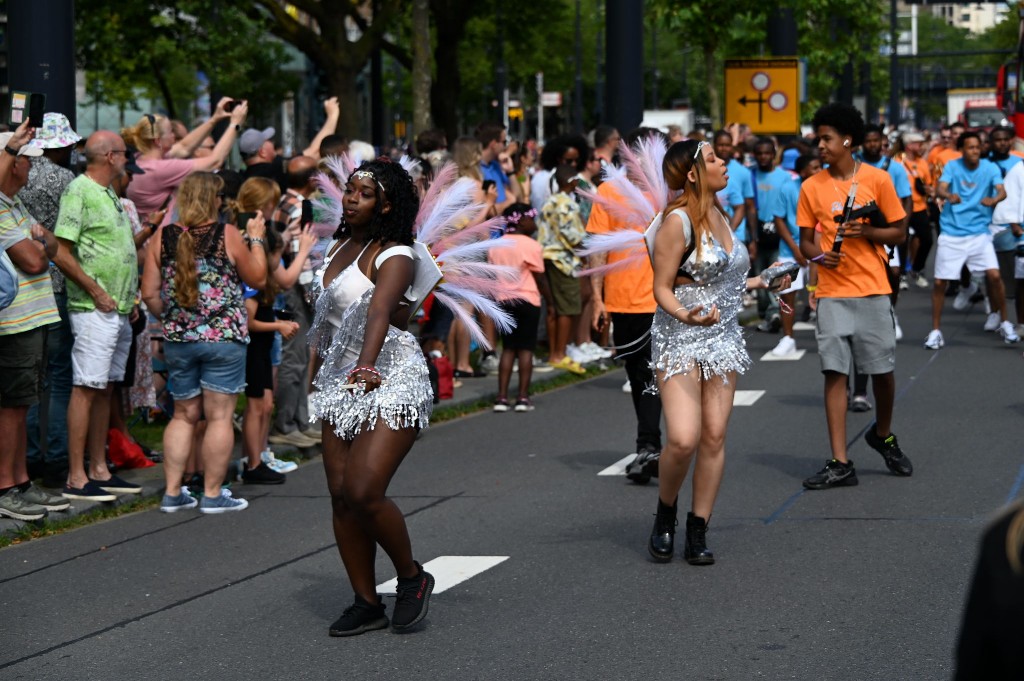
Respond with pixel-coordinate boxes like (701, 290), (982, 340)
(246, 0), (410, 138)
(76, 0), (298, 123)
(412, 0), (434, 138)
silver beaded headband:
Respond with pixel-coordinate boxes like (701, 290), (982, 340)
(352, 169), (385, 193)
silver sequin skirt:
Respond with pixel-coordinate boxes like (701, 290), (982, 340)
(649, 282), (751, 389)
(310, 324), (433, 441)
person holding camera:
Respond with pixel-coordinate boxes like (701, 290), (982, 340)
(646, 139), (789, 566)
(797, 103), (913, 491)
(124, 97), (248, 224)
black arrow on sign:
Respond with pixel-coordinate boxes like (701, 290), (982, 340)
(738, 94), (767, 124)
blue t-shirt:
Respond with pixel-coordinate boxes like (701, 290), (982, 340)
(771, 176), (802, 260)
(987, 154), (1022, 177)
(727, 159), (754, 242)
(480, 159), (510, 203)
(716, 178), (744, 233)
(753, 167), (790, 224)
(860, 155), (911, 200)
(938, 159), (1004, 237)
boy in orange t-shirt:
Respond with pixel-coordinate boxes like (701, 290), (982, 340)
(797, 102), (913, 491)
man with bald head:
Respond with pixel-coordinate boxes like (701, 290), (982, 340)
(267, 155), (321, 446)
(53, 131), (143, 501)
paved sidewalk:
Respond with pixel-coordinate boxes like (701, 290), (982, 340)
(0, 358), (598, 540)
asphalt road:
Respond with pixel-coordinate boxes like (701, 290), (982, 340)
(1, 286), (1021, 681)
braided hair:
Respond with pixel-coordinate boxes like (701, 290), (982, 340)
(335, 157), (419, 246)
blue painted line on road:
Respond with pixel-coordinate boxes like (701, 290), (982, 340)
(764, 339), (944, 526)
(1006, 464), (1024, 505)
(763, 489), (805, 525)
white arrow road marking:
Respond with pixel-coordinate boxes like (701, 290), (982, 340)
(760, 349), (807, 362)
(598, 454), (636, 476)
(733, 389), (765, 406)
(377, 556), (509, 595)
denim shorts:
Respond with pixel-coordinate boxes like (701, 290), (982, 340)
(163, 341), (247, 400)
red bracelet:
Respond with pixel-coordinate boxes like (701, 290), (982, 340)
(347, 366), (381, 381)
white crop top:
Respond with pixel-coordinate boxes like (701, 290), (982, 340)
(319, 240), (416, 327)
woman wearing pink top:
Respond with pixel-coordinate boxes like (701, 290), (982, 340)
(123, 98), (249, 220)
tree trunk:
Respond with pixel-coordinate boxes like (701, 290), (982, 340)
(704, 44), (720, 128)
(152, 63), (177, 120)
(430, 0), (474, 144)
(411, 0), (433, 140)
(325, 67), (363, 140)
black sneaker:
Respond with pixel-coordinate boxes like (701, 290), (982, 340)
(626, 447), (660, 485)
(89, 473), (143, 494)
(803, 459), (858, 490)
(328, 594), (389, 637)
(241, 462), (286, 485)
(864, 429), (913, 476)
(391, 562), (435, 631)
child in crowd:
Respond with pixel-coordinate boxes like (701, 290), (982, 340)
(490, 203), (554, 412)
(537, 165), (587, 375)
(241, 227), (299, 483)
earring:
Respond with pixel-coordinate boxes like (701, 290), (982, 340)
(843, 140), (850, 147)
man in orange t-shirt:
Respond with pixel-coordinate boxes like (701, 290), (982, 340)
(587, 165), (662, 482)
(900, 132), (935, 286)
(797, 102), (913, 491)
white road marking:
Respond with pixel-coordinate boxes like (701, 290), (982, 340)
(793, 321), (816, 332)
(376, 556), (509, 595)
(599, 390), (765, 477)
(760, 349), (807, 362)
(733, 389), (765, 406)
(598, 454), (637, 476)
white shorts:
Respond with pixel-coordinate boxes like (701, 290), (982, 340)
(776, 258), (806, 295)
(70, 310), (133, 389)
(933, 233), (998, 281)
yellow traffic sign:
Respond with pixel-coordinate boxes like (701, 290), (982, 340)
(724, 58), (801, 135)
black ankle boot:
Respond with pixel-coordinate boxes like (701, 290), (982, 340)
(648, 498), (677, 562)
(684, 512), (714, 565)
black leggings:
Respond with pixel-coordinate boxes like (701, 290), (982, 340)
(908, 210), (933, 273)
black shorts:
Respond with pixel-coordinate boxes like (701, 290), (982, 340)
(245, 333), (274, 398)
(0, 326), (47, 408)
(499, 300), (541, 351)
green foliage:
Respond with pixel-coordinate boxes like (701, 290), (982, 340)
(76, 0), (298, 123)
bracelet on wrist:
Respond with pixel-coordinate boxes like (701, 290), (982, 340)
(3, 145), (20, 156)
(810, 253), (826, 263)
(248, 237), (266, 246)
(347, 365), (381, 381)
(805, 285), (817, 291)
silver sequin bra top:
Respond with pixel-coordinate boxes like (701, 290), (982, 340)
(670, 208), (731, 283)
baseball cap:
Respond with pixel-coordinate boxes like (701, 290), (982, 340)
(124, 145), (146, 175)
(0, 133), (42, 157)
(28, 113), (81, 150)
(239, 127), (275, 156)
(903, 132), (925, 144)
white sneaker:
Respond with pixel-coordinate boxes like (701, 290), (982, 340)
(899, 276), (909, 291)
(770, 335), (797, 356)
(581, 341), (612, 360)
(894, 315), (903, 341)
(910, 271), (929, 289)
(984, 312), (1001, 332)
(1000, 320), (1021, 344)
(924, 329), (944, 350)
(622, 379), (632, 394)
(262, 449), (298, 473)
(565, 343), (587, 364)
(953, 282), (978, 311)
